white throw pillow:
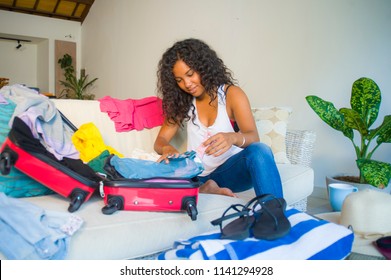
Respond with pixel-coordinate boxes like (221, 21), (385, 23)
(252, 107), (292, 164)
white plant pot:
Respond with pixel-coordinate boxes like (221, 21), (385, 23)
(325, 174), (391, 198)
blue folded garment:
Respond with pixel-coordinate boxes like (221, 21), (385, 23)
(0, 193), (83, 260)
(159, 208), (354, 260)
(110, 151), (204, 179)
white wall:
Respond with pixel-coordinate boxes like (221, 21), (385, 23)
(0, 1), (390, 189)
(0, 10), (81, 92)
(36, 40), (49, 92)
(0, 40), (38, 87)
(82, 0), (391, 188)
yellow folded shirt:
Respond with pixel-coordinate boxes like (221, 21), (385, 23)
(72, 122), (123, 162)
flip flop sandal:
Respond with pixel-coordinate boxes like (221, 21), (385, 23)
(249, 194), (291, 240)
(244, 194), (271, 212)
(374, 236), (391, 260)
(211, 204), (255, 240)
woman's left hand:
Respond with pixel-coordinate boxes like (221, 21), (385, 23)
(203, 132), (234, 157)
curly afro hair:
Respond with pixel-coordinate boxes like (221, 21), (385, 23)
(157, 38), (236, 126)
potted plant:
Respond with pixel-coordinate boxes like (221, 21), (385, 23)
(58, 54), (98, 100)
(306, 77), (391, 190)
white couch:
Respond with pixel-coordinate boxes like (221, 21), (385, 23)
(0, 99), (315, 260)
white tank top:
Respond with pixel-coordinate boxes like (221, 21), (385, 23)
(187, 85), (242, 176)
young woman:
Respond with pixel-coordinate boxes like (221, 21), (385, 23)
(154, 38), (283, 198)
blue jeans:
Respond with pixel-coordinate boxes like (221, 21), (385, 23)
(198, 142), (283, 198)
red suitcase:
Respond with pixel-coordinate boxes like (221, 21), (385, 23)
(100, 177), (200, 221)
(0, 117), (100, 212)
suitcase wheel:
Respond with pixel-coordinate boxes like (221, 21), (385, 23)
(187, 204), (198, 221)
(182, 197), (198, 221)
(0, 151), (13, 175)
(102, 196), (124, 215)
(68, 189), (88, 212)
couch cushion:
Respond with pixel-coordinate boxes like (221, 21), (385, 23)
(252, 107), (292, 164)
(236, 164), (314, 206)
(52, 99), (160, 157)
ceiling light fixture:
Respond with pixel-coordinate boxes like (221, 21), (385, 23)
(0, 37), (32, 49)
(16, 40), (22, 49)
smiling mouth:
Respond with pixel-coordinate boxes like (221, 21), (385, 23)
(188, 86), (197, 94)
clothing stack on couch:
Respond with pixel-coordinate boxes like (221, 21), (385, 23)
(0, 85), (318, 260)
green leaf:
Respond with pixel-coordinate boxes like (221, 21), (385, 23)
(339, 108), (368, 137)
(351, 77), (381, 128)
(375, 115), (391, 144)
(58, 53), (97, 100)
(306, 95), (353, 139)
(357, 159), (391, 188)
(58, 53), (73, 69)
(82, 77), (98, 91)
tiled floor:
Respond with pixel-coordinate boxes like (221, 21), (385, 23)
(306, 186), (333, 215)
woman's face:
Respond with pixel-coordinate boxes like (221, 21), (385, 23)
(172, 60), (205, 97)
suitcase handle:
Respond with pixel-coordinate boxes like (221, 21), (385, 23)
(58, 110), (78, 132)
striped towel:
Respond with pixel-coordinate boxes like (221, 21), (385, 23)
(159, 209), (354, 260)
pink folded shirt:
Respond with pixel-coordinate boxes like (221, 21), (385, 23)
(99, 96), (164, 132)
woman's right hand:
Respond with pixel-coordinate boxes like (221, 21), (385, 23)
(154, 119), (180, 163)
(157, 146), (180, 163)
